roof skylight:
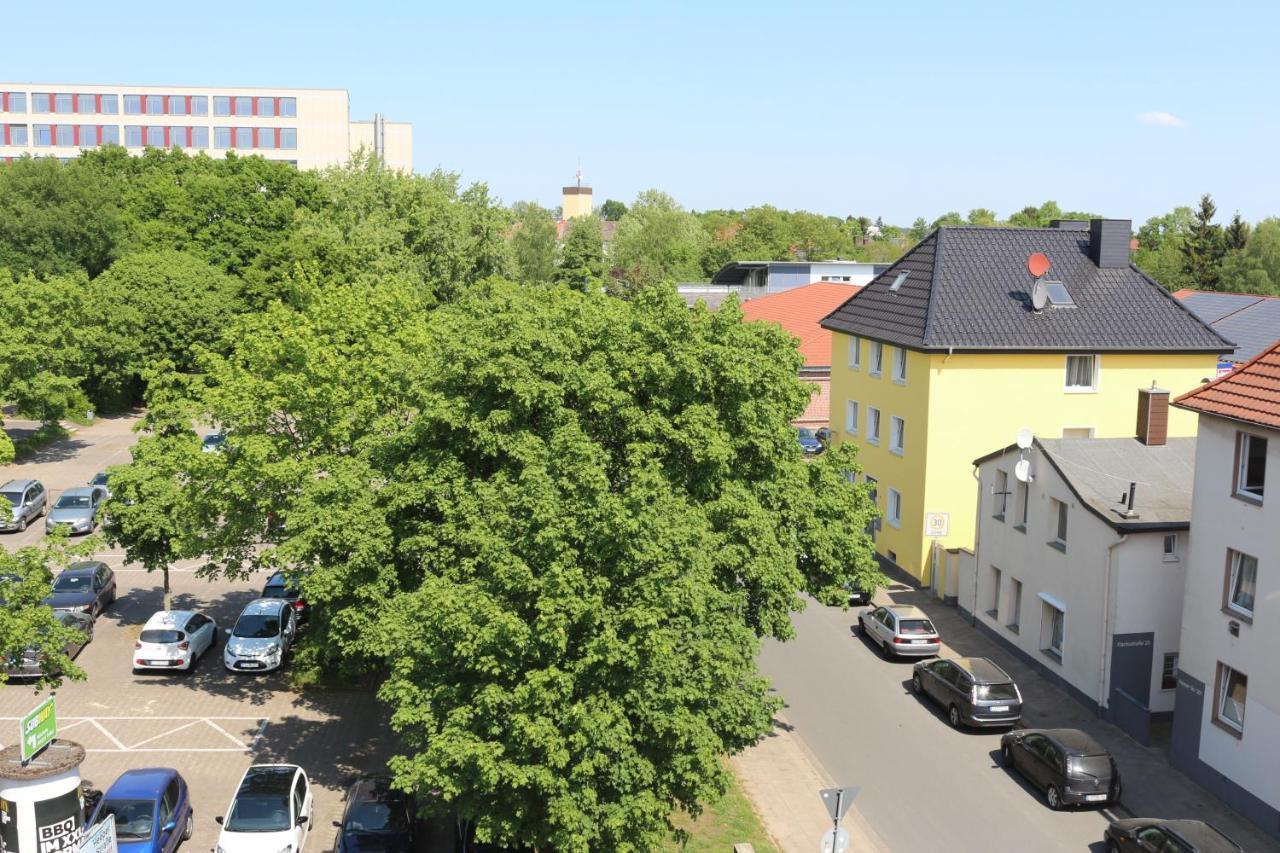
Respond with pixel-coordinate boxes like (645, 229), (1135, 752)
(889, 271), (908, 292)
(1044, 281), (1074, 307)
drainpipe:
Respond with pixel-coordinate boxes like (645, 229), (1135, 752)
(1098, 534), (1128, 712)
(969, 464), (982, 625)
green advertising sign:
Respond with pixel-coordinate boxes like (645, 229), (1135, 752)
(20, 696), (56, 762)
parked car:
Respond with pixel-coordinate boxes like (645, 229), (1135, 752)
(45, 486), (108, 535)
(1104, 818), (1242, 853)
(224, 598), (296, 673)
(44, 561), (116, 619)
(215, 765), (313, 853)
(88, 768), (193, 853)
(0, 479), (47, 532)
(134, 611), (219, 672)
(912, 656), (1023, 728)
(335, 774), (416, 853)
(844, 580), (875, 607)
(261, 572), (308, 623)
(89, 471), (112, 498)
(201, 432), (226, 453)
(796, 427), (823, 455)
(1000, 728), (1121, 810)
(5, 610), (93, 678)
(857, 604), (940, 658)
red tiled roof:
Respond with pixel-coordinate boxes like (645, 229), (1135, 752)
(1173, 339), (1280, 430)
(740, 283), (862, 368)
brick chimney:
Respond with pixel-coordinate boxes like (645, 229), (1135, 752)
(1089, 219), (1132, 268)
(1136, 386), (1169, 446)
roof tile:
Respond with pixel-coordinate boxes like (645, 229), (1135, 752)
(1173, 339), (1280, 430)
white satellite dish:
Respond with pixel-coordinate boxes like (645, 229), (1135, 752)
(1016, 427), (1033, 449)
(1015, 459), (1033, 483)
(1031, 279), (1048, 311)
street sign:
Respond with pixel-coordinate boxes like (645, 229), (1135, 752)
(20, 696), (56, 763)
(819, 786), (858, 822)
(79, 815), (116, 853)
(925, 512), (950, 537)
(819, 828), (849, 853)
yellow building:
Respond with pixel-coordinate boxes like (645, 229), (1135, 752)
(821, 219), (1232, 585)
(561, 168), (593, 220)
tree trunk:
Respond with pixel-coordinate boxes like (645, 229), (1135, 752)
(162, 566), (171, 611)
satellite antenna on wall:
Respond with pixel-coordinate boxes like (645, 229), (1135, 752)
(1014, 427), (1034, 482)
(1027, 252), (1051, 313)
(1016, 427), (1033, 450)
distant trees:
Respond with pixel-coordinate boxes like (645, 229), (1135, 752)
(510, 201), (558, 284)
(1181, 194), (1226, 291)
(610, 190), (708, 292)
(556, 215), (605, 290)
(1131, 195), (1279, 295)
(599, 198), (628, 221)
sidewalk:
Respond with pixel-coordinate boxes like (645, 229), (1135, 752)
(886, 582), (1279, 852)
(732, 714), (889, 853)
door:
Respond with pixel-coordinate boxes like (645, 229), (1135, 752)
(1016, 734), (1046, 783)
(195, 615), (215, 656)
(159, 779), (179, 853)
(926, 661), (955, 703)
(293, 771), (312, 850)
(873, 609), (892, 645)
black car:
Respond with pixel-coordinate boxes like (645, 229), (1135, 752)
(912, 657), (1022, 728)
(1000, 728), (1120, 810)
(43, 561), (117, 619)
(261, 572), (308, 623)
(335, 775), (415, 853)
(1105, 818), (1242, 853)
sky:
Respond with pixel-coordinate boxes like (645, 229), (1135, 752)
(6, 1), (1280, 225)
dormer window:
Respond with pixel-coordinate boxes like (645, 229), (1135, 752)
(1044, 281), (1073, 307)
(889, 271), (908, 291)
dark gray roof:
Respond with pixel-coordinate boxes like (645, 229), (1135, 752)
(1176, 291), (1280, 363)
(821, 226), (1233, 353)
(1037, 437), (1195, 530)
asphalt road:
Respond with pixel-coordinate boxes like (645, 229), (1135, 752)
(759, 593), (1116, 853)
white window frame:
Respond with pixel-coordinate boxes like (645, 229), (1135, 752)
(866, 407), (881, 445)
(1161, 652), (1178, 691)
(869, 342), (884, 377)
(890, 416), (905, 455)
(848, 336), (861, 370)
(1049, 498), (1068, 549)
(1236, 432), (1267, 502)
(986, 565), (1001, 617)
(887, 488), (902, 528)
(1039, 593), (1066, 661)
(1216, 663), (1247, 734)
(994, 470), (1009, 519)
(1225, 549), (1257, 618)
(892, 347), (907, 383)
(845, 400), (858, 435)
(1064, 354), (1099, 393)
(1007, 578), (1022, 631)
(1162, 533), (1179, 562)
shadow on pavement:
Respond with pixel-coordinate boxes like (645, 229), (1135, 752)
(15, 439), (93, 465)
(253, 693), (398, 790)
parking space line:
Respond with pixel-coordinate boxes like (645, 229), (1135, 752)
(88, 718), (128, 750)
(128, 719), (202, 749)
(204, 718), (254, 748)
(0, 715), (268, 753)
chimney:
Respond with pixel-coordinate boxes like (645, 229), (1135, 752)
(1089, 218), (1132, 268)
(1136, 386), (1169, 446)
(1050, 219), (1089, 231)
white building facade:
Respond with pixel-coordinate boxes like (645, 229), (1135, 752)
(0, 83), (411, 171)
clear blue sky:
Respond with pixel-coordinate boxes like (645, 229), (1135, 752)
(8, 1), (1279, 225)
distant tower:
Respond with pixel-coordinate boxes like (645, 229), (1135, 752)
(561, 164), (593, 220)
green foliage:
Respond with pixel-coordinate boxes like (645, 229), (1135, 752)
(510, 202), (558, 284)
(612, 190), (709, 291)
(0, 271), (92, 423)
(0, 430), (13, 466)
(1224, 212), (1250, 252)
(1181, 194), (1226, 291)
(113, 277), (879, 850)
(556, 215), (605, 290)
(12, 423), (70, 461)
(930, 211), (965, 229)
(600, 198), (628, 221)
(1220, 218), (1280, 295)
(966, 208), (998, 226)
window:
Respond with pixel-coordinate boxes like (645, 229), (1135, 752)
(8, 125), (27, 145)
(890, 416), (905, 455)
(257, 96), (275, 117)
(280, 128), (297, 149)
(214, 127), (231, 148)
(146, 126), (164, 147)
(1215, 664), (1247, 734)
(55, 125), (73, 146)
(7, 92), (27, 112)
(994, 470), (1009, 519)
(1015, 481), (1029, 529)
(76, 94), (94, 114)
(100, 94), (118, 114)
(1042, 600), (1065, 661)
(168, 95), (186, 115)
(32, 93), (51, 113)
(866, 407), (881, 445)
(78, 125), (97, 146)
(145, 95), (164, 115)
(1236, 433), (1267, 501)
(170, 126), (187, 148)
(893, 347), (907, 383)
(100, 125), (119, 145)
(1162, 534), (1178, 562)
(258, 128), (275, 150)
(54, 93), (73, 113)
(124, 125), (143, 147)
(1061, 427), (1094, 439)
(1064, 355), (1098, 391)
(889, 270), (908, 291)
(1161, 653), (1178, 691)
(1225, 549), (1257, 618)
(280, 97), (297, 117)
(887, 488), (902, 528)
(234, 96), (252, 116)
(191, 127), (209, 148)
(213, 96), (231, 116)
(235, 127), (253, 149)
(986, 566), (1001, 617)
(870, 342), (884, 376)
(1007, 579), (1022, 632)
(1049, 498), (1068, 549)
(123, 95), (142, 115)
(190, 96), (208, 116)
(845, 400), (858, 434)
(848, 336), (861, 369)
(1044, 281), (1074, 306)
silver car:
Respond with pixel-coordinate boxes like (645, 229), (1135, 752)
(45, 486), (107, 535)
(0, 479), (47, 532)
(224, 599), (296, 673)
(858, 604), (941, 658)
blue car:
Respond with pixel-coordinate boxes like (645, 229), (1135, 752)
(89, 768), (193, 853)
(797, 427), (823, 455)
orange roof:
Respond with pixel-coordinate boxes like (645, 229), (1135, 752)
(1173, 339), (1280, 430)
(740, 283), (861, 368)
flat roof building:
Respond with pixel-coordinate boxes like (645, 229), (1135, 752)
(0, 83), (411, 171)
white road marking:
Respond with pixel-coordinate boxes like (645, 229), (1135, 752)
(88, 718), (129, 750)
(0, 715), (268, 753)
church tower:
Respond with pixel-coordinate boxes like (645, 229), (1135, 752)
(561, 166), (593, 220)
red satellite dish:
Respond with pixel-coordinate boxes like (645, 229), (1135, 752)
(1027, 252), (1051, 278)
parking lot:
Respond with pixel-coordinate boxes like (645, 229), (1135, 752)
(1, 416), (397, 853)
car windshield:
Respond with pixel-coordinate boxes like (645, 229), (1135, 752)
(262, 585), (299, 600)
(98, 799), (155, 840)
(974, 683), (1019, 701)
(1068, 754), (1112, 779)
(797, 428), (817, 440)
(897, 619), (935, 635)
(91, 474), (109, 486)
(0, 492), (20, 507)
(345, 801), (408, 833)
(52, 575), (92, 593)
(203, 434), (224, 447)
(224, 794), (290, 832)
(140, 629), (183, 644)
(233, 614), (280, 639)
(55, 495), (91, 509)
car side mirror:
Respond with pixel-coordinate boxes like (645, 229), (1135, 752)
(297, 815), (308, 826)
(332, 820), (342, 828)
(214, 816), (224, 825)
(162, 821), (176, 833)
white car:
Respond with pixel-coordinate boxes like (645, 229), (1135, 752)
(215, 764), (313, 853)
(224, 599), (296, 673)
(134, 610), (219, 672)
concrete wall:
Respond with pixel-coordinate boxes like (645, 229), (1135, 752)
(348, 119), (413, 172)
(764, 264), (814, 292)
(1113, 533), (1187, 714)
(808, 262), (881, 287)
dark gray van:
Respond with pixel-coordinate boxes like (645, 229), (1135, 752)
(912, 656), (1023, 728)
(1001, 728), (1121, 810)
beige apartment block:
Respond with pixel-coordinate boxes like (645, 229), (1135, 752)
(0, 83), (411, 171)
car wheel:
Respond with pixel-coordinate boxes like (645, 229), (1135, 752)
(1106, 843), (1121, 853)
(948, 705), (963, 729)
(16, 516), (26, 532)
(1046, 785), (1063, 811)
(183, 811), (193, 841)
(880, 636), (894, 659)
(1001, 744), (1013, 766)
(912, 674), (922, 693)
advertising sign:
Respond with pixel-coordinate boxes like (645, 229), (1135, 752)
(20, 697), (56, 763)
(77, 816), (115, 853)
(34, 788), (82, 853)
(0, 798), (19, 853)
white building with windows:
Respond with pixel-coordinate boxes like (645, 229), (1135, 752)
(1169, 342), (1280, 841)
(0, 83), (411, 171)
(961, 388), (1196, 745)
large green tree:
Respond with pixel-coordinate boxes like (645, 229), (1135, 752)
(115, 277), (880, 851)
(610, 190), (708, 291)
(1219, 218), (1280, 295)
(509, 202), (559, 284)
(556, 215), (605, 290)
(1181, 193), (1226, 290)
(0, 271), (91, 423)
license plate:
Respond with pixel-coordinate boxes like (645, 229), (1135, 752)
(989, 705), (1009, 713)
(911, 639), (929, 645)
(1085, 794), (1106, 802)
(148, 660), (171, 666)
(239, 661), (262, 669)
